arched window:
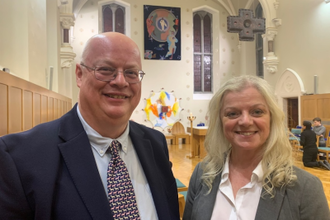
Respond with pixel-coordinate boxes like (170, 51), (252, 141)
(102, 4), (125, 34)
(98, 0), (130, 36)
(103, 6), (113, 32)
(193, 11), (212, 93)
(255, 3), (264, 78)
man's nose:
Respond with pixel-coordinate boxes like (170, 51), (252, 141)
(109, 70), (129, 86)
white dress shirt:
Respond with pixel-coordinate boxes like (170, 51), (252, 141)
(77, 107), (158, 220)
(211, 157), (263, 220)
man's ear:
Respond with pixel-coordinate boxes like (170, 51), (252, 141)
(76, 63), (83, 88)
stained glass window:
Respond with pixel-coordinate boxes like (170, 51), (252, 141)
(102, 4), (125, 34)
(193, 11), (212, 93)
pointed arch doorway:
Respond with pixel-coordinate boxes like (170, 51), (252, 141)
(275, 68), (306, 128)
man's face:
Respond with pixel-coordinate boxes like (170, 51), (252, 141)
(313, 120), (321, 127)
(76, 34), (142, 137)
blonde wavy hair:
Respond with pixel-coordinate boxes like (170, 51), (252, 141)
(201, 75), (297, 197)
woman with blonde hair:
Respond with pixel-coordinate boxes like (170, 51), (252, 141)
(183, 75), (329, 220)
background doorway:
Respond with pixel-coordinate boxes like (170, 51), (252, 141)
(287, 98), (299, 128)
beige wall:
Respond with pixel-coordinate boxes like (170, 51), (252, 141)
(27, 0), (48, 87)
(267, 0), (330, 94)
(0, 0), (60, 90)
(0, 0), (29, 79)
(46, 0), (62, 93)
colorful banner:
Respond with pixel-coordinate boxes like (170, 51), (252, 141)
(144, 5), (181, 60)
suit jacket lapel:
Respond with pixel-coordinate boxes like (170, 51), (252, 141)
(129, 122), (172, 220)
(255, 187), (286, 220)
(58, 105), (113, 219)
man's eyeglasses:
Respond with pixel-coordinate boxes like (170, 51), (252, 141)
(80, 63), (145, 84)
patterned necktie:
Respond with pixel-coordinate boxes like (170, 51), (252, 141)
(107, 140), (141, 220)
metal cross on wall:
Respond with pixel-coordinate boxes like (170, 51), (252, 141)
(227, 9), (265, 41)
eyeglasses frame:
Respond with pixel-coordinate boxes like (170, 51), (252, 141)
(80, 63), (145, 84)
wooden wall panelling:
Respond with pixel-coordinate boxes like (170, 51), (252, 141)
(54, 98), (59, 119)
(0, 70), (72, 136)
(23, 90), (33, 131)
(59, 100), (62, 119)
(33, 93), (41, 127)
(48, 97), (54, 121)
(41, 95), (48, 123)
(8, 86), (22, 134)
(0, 83), (8, 136)
(301, 93), (330, 128)
(323, 98), (330, 119)
(301, 96), (317, 122)
(317, 99), (324, 119)
(63, 101), (67, 115)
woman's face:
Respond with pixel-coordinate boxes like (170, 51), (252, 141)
(221, 86), (271, 153)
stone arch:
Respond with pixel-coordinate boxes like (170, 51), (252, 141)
(258, 0), (277, 28)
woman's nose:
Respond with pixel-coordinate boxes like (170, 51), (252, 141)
(238, 112), (253, 126)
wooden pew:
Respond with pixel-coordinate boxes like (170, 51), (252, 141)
(0, 70), (72, 136)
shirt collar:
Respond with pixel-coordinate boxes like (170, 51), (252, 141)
(221, 156), (230, 182)
(221, 154), (264, 183)
(76, 105), (130, 156)
(252, 160), (263, 183)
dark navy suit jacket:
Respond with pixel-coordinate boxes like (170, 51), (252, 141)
(0, 104), (179, 220)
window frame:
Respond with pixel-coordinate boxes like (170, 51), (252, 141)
(255, 3), (264, 78)
(193, 11), (213, 94)
(98, 0), (131, 36)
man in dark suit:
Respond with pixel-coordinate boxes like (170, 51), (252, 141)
(0, 32), (180, 220)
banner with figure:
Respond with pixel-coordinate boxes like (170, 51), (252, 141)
(144, 5), (181, 60)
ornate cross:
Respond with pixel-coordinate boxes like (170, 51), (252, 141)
(227, 9), (265, 41)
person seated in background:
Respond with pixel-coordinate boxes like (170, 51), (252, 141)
(300, 121), (330, 170)
(312, 117), (326, 147)
(183, 75), (330, 220)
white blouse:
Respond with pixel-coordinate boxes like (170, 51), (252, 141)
(211, 157), (263, 220)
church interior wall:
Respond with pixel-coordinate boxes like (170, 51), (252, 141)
(27, 0), (48, 88)
(0, 0), (56, 90)
(0, 0), (29, 80)
(1, 0), (330, 128)
(46, 0), (62, 94)
(238, 41), (257, 76)
(71, 0), (241, 127)
(269, 0), (330, 95)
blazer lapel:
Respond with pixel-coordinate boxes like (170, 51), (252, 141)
(129, 123), (172, 220)
(194, 173), (221, 220)
(57, 105), (112, 219)
(197, 173), (286, 220)
(255, 187), (286, 220)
